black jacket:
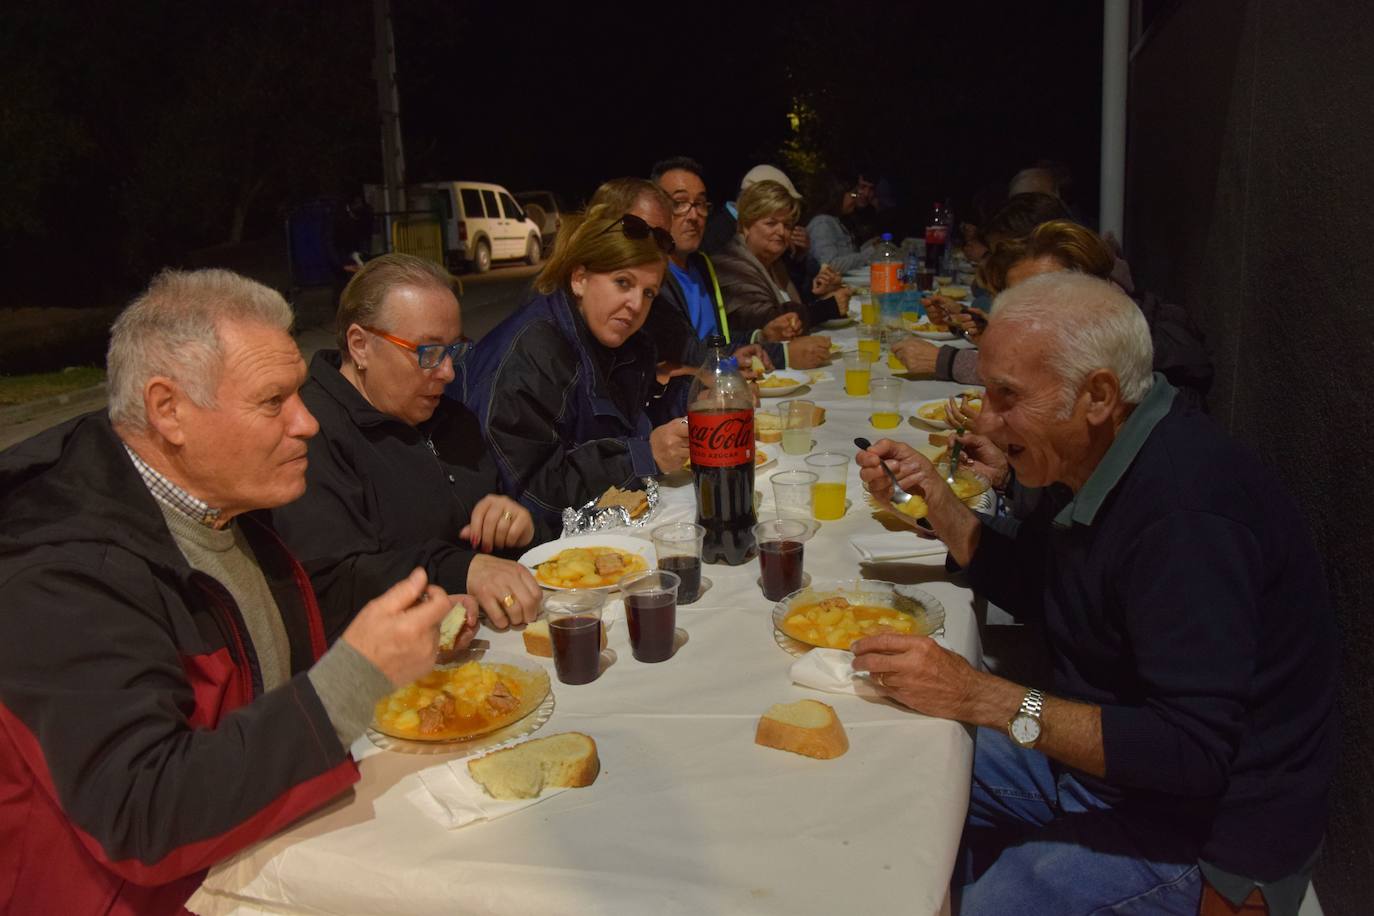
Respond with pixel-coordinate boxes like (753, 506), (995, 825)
(1135, 289), (1214, 408)
(0, 413), (354, 914)
(454, 289), (661, 527)
(269, 350), (544, 641)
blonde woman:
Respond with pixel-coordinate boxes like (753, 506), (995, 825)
(712, 179), (846, 369)
(456, 204), (686, 525)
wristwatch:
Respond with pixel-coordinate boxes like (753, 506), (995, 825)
(1007, 688), (1045, 748)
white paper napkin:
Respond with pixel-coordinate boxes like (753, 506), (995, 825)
(849, 532), (948, 562)
(407, 743), (570, 830)
(789, 648), (883, 698)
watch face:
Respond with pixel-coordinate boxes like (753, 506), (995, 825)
(1010, 713), (1041, 745)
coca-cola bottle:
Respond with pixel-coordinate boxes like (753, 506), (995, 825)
(924, 201), (950, 274)
(687, 337), (757, 565)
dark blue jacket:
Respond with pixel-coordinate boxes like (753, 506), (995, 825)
(964, 379), (1337, 881)
(451, 289), (661, 525)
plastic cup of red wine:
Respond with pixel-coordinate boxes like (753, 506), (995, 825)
(543, 591), (606, 685)
(619, 570), (680, 663)
(753, 518), (812, 602)
(650, 523), (705, 604)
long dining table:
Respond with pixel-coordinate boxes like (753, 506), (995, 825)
(189, 318), (984, 916)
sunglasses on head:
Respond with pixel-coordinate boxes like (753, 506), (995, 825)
(605, 213), (675, 255)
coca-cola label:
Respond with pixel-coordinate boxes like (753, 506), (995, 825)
(688, 409), (754, 467)
(925, 225), (949, 246)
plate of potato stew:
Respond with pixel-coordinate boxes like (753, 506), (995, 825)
(772, 580), (946, 651)
(520, 534), (655, 591)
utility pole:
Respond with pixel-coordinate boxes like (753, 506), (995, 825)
(373, 0), (406, 229)
(1099, 0), (1129, 245)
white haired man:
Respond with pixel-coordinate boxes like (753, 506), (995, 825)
(0, 269), (473, 914)
(855, 273), (1335, 915)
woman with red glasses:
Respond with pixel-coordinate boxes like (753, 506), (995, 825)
(270, 253), (545, 638)
(456, 204), (688, 527)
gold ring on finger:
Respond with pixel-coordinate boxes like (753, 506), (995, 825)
(500, 511), (515, 523)
(501, 593), (516, 609)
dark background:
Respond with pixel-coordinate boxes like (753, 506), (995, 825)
(3, 0), (1369, 912)
(0, 0), (1103, 311)
(1127, 1), (1373, 913)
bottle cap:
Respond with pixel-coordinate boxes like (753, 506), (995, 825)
(705, 334), (727, 349)
(881, 233), (893, 241)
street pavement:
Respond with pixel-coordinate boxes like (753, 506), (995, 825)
(0, 262), (538, 451)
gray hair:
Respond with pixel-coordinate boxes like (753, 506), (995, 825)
(990, 272), (1154, 410)
(107, 268), (294, 431)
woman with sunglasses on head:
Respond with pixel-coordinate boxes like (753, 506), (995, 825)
(269, 254), (545, 640)
(456, 204), (686, 528)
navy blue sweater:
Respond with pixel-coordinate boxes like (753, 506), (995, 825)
(966, 382), (1337, 880)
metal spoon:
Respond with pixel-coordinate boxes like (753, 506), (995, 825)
(855, 437), (932, 529)
(854, 437), (914, 507)
(946, 428), (965, 486)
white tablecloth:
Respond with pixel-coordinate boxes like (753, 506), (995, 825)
(190, 323), (983, 916)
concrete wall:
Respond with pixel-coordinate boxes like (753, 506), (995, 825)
(1126, 1), (1374, 912)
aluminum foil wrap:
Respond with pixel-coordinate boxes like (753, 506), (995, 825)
(561, 477), (661, 537)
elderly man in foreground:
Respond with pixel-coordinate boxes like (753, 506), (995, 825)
(0, 269), (471, 914)
(856, 272), (1335, 915)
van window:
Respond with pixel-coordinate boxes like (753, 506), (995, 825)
(499, 193), (524, 221)
(481, 190), (499, 219)
(460, 189), (483, 218)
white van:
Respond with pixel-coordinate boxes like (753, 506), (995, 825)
(408, 181), (542, 273)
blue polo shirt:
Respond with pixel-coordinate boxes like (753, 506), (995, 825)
(668, 261), (719, 340)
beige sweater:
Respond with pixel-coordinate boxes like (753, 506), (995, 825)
(158, 504), (391, 746)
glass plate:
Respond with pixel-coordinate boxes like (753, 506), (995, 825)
(366, 648), (553, 756)
(770, 579), (946, 653)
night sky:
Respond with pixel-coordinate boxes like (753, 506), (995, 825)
(1, 0), (1104, 307)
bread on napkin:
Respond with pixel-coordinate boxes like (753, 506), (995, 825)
(467, 732), (601, 800)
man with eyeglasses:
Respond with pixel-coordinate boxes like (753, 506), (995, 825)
(647, 157), (805, 380)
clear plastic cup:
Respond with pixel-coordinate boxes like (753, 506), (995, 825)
(753, 518), (812, 601)
(843, 352), (871, 397)
(870, 377), (903, 429)
(649, 523), (704, 605)
(770, 469), (818, 520)
(620, 570), (680, 663)
(857, 325), (881, 364)
(544, 591), (606, 685)
(778, 399), (814, 456)
(805, 452), (849, 520)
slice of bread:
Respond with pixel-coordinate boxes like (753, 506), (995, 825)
(755, 699), (849, 759)
(438, 605), (468, 652)
(522, 619), (605, 658)
(467, 732), (600, 799)
(810, 405), (826, 426)
(596, 486), (650, 518)
(755, 410), (783, 443)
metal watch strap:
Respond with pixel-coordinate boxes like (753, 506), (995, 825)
(1019, 688), (1044, 718)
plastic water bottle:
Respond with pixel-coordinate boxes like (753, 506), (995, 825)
(870, 233), (903, 329)
(870, 233), (902, 294)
